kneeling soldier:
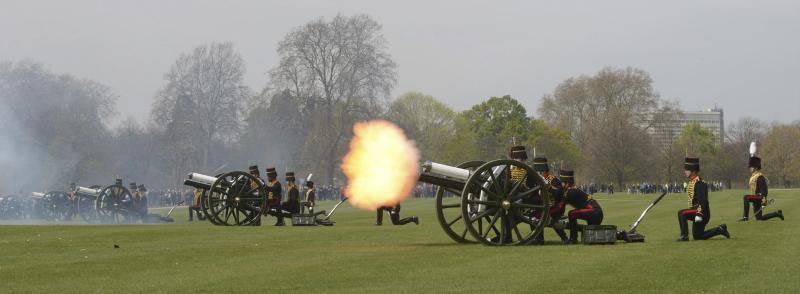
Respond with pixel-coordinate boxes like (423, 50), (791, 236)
(677, 157), (730, 241)
(376, 203), (418, 225)
(739, 156), (783, 221)
(559, 170), (603, 244)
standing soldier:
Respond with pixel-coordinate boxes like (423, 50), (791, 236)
(558, 170), (604, 244)
(282, 172), (300, 215)
(532, 156), (570, 244)
(66, 182), (78, 221)
(302, 181), (316, 214)
(138, 184), (149, 218)
(265, 167), (284, 226)
(189, 188), (205, 221)
(739, 156), (784, 221)
(129, 182), (140, 222)
(676, 157), (730, 241)
(248, 165), (264, 226)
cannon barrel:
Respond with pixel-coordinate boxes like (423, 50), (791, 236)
(75, 186), (101, 197)
(417, 161), (475, 191)
(187, 173), (218, 185)
(183, 179), (211, 190)
(421, 161), (471, 182)
(30, 192), (45, 199)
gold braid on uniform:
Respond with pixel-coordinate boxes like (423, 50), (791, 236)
(748, 170), (764, 195)
(687, 176), (701, 215)
(510, 166), (527, 184)
(265, 181), (274, 200)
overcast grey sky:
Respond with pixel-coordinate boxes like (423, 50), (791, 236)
(1, 0), (798, 125)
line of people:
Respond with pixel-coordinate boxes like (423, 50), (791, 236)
(508, 144), (784, 245)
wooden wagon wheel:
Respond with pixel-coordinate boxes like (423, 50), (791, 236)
(435, 160), (485, 243)
(461, 159), (549, 246)
(96, 185), (134, 224)
(207, 171), (265, 226)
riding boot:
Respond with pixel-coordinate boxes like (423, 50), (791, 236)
(760, 211), (782, 221)
(677, 210), (690, 240)
(741, 198), (750, 221)
(555, 228), (569, 242)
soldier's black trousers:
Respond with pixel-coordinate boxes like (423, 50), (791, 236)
(188, 205), (203, 221)
(377, 208), (414, 225)
(743, 195), (780, 220)
(678, 209), (722, 240)
(568, 203), (603, 241)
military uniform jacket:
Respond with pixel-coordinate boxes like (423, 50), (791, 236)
(266, 180), (282, 206)
(687, 176), (710, 221)
(304, 189), (315, 206)
(564, 188), (600, 211)
(287, 186), (299, 203)
(544, 175), (565, 215)
(749, 172), (768, 198)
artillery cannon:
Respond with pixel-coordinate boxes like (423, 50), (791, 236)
(73, 186), (101, 223)
(418, 159), (551, 246)
(0, 195), (24, 220)
(183, 171), (265, 226)
(94, 183), (135, 223)
(29, 191), (72, 221)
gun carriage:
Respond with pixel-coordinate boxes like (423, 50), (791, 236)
(29, 191), (72, 221)
(94, 183), (135, 223)
(183, 171), (265, 226)
(73, 186), (101, 223)
(419, 159), (552, 246)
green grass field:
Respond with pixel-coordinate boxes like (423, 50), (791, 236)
(1, 189), (797, 293)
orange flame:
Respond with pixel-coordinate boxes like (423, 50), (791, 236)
(341, 120), (420, 210)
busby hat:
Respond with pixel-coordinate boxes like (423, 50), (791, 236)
(306, 180), (314, 188)
(138, 184), (147, 192)
(532, 156), (549, 172)
(115, 179), (123, 186)
(129, 182), (137, 190)
(559, 170), (575, 184)
(749, 156), (761, 169)
(286, 172), (296, 182)
(509, 145), (528, 160)
(266, 167), (278, 178)
(248, 165), (260, 175)
(684, 157), (700, 171)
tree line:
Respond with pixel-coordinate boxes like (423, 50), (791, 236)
(1, 14), (798, 194)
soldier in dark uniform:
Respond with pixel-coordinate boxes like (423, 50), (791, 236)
(248, 165), (263, 226)
(558, 170), (603, 244)
(302, 181), (315, 214)
(129, 182), (141, 222)
(264, 167), (284, 226)
(677, 157), (730, 241)
(137, 184), (148, 218)
(282, 172), (300, 215)
(188, 188), (205, 221)
(739, 156), (783, 221)
(376, 203), (419, 225)
(66, 182), (78, 221)
(532, 156), (570, 244)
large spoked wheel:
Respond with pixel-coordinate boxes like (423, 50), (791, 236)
(461, 159), (549, 246)
(435, 160), (485, 243)
(45, 191), (72, 221)
(96, 185), (134, 224)
(207, 171), (265, 226)
(200, 174), (224, 225)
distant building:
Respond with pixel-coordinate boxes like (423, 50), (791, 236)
(648, 107), (725, 149)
